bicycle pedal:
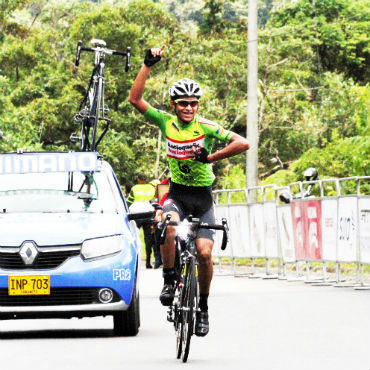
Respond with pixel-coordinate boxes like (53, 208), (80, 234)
(167, 309), (174, 323)
(70, 133), (82, 143)
(99, 117), (111, 123)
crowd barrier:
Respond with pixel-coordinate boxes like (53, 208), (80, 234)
(212, 176), (370, 290)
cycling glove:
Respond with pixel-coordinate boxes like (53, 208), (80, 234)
(144, 49), (161, 67)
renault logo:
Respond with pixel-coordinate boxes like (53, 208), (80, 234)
(19, 241), (39, 265)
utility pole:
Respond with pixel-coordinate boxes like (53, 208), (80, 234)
(247, 0), (259, 195)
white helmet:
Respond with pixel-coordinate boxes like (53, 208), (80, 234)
(169, 78), (203, 100)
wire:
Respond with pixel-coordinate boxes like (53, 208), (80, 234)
(269, 86), (325, 93)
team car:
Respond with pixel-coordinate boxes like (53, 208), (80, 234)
(0, 151), (152, 336)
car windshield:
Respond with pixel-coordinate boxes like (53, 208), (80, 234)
(0, 171), (118, 214)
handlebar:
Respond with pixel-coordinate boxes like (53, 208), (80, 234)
(157, 214), (229, 251)
(75, 40), (131, 72)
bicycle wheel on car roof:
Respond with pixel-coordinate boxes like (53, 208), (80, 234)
(80, 76), (99, 151)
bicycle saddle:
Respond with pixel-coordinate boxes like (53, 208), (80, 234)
(90, 39), (106, 47)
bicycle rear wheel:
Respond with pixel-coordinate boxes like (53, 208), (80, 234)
(180, 262), (197, 363)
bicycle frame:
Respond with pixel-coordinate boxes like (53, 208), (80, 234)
(71, 39), (130, 152)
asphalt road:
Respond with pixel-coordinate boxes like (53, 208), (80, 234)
(1, 265), (369, 370)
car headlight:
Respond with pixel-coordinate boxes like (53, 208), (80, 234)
(81, 235), (125, 260)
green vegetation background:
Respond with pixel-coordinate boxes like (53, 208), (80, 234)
(0, 0), (369, 190)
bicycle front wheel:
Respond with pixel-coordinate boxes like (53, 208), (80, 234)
(175, 297), (183, 359)
(180, 262), (197, 363)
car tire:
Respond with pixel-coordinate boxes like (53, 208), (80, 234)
(113, 277), (140, 336)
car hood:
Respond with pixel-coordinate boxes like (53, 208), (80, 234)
(0, 212), (126, 246)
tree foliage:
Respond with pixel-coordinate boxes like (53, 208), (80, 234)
(0, 0), (368, 189)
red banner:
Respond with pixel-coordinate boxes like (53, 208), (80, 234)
(291, 200), (322, 260)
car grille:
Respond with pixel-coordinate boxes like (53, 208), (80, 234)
(0, 246), (81, 270)
(0, 288), (120, 306)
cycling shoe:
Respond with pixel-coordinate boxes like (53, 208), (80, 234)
(160, 284), (175, 306)
(195, 310), (209, 337)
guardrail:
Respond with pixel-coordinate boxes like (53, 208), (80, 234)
(212, 176), (370, 290)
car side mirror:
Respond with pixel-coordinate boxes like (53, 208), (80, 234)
(151, 202), (162, 211)
(127, 211), (155, 221)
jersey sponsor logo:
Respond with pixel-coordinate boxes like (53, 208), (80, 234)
(163, 199), (180, 213)
(216, 127), (225, 136)
(166, 136), (205, 160)
(157, 109), (168, 115)
(172, 122), (180, 132)
(163, 199), (173, 206)
(178, 162), (191, 174)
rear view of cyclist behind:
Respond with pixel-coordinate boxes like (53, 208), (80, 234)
(128, 46), (249, 337)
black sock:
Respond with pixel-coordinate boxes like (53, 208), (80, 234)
(199, 293), (209, 311)
(163, 268), (175, 285)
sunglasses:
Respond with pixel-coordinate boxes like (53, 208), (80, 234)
(175, 100), (199, 108)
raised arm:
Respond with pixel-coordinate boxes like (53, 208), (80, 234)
(128, 46), (165, 114)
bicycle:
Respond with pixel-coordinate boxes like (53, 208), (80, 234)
(70, 39), (131, 151)
(156, 213), (229, 363)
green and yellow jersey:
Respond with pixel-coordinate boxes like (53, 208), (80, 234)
(144, 105), (232, 187)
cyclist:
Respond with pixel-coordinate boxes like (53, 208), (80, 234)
(128, 46), (249, 337)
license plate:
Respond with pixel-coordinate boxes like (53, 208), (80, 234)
(8, 275), (50, 295)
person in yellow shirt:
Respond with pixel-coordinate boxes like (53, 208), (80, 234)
(127, 173), (158, 268)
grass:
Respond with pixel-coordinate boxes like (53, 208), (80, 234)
(213, 257), (370, 276)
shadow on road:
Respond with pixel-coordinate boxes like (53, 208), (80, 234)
(0, 328), (114, 340)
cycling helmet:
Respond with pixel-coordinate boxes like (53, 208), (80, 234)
(169, 78), (203, 100)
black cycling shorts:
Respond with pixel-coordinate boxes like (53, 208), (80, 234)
(162, 182), (216, 240)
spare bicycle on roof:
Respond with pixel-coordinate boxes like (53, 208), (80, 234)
(70, 39), (131, 152)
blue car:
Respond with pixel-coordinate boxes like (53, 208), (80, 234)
(0, 151), (152, 336)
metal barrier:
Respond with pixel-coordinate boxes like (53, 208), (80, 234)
(213, 176), (370, 290)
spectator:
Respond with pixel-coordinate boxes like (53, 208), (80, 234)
(127, 173), (156, 268)
(124, 182), (133, 197)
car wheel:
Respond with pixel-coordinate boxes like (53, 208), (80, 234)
(113, 277), (140, 336)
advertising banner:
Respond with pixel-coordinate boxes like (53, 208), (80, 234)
(263, 202), (279, 258)
(249, 203), (265, 257)
(321, 199), (338, 261)
(0, 152), (98, 174)
(359, 197), (370, 264)
(291, 202), (305, 259)
(291, 200), (322, 260)
(277, 205), (295, 263)
(228, 204), (250, 258)
(337, 197), (357, 262)
(303, 200), (322, 261)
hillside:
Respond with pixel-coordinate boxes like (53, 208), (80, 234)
(0, 0), (369, 187)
